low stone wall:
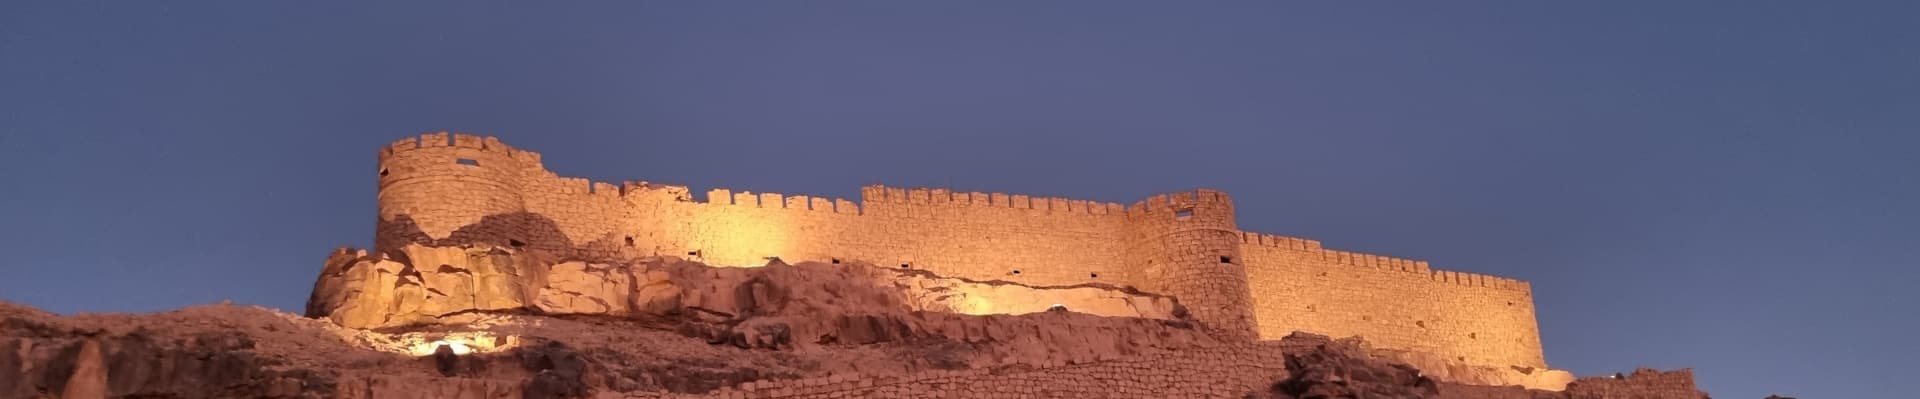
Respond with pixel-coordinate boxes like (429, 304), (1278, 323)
(1562, 368), (1706, 399)
(613, 343), (1291, 399)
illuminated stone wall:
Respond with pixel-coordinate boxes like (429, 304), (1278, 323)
(373, 132), (1545, 368)
(1239, 234), (1545, 368)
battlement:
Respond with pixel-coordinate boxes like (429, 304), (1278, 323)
(705, 188), (864, 215)
(1242, 232), (1324, 251)
(859, 184), (1132, 216)
(1236, 231), (1531, 293)
(1127, 189), (1233, 215)
(380, 132), (543, 164)
(369, 133), (1547, 369)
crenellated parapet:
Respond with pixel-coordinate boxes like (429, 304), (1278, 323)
(857, 184), (1132, 216)
(1238, 231), (1531, 294)
(705, 188), (864, 215)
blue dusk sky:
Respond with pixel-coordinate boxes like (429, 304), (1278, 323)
(1, 2), (1914, 398)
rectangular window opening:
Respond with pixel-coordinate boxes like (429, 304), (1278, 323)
(456, 158), (480, 166)
(1219, 256), (1233, 264)
(1174, 208), (1194, 220)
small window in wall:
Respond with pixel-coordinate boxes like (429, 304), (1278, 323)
(456, 158), (479, 166)
(687, 250), (701, 257)
(831, 258), (842, 264)
(1219, 256), (1233, 264)
(1011, 269), (1021, 275)
(379, 168), (389, 177)
(624, 236), (635, 247)
(1089, 272), (1099, 278)
(509, 239), (526, 248)
(1174, 208), (1194, 220)
(900, 263), (911, 269)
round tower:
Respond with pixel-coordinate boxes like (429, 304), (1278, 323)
(374, 132), (528, 253)
(1125, 189), (1258, 340)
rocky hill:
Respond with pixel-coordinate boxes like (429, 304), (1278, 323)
(0, 243), (1714, 398)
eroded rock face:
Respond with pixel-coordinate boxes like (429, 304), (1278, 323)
(308, 245), (1183, 331)
(0, 313), (329, 398)
(891, 269), (1183, 319)
(0, 301), (1712, 399)
(307, 245), (1628, 394)
(1254, 333), (1706, 399)
(308, 245), (548, 329)
(1375, 345), (1576, 391)
(1254, 333), (1443, 399)
(58, 339), (105, 399)
(0, 302), (602, 399)
(0, 244), (1705, 399)
(294, 244), (1230, 388)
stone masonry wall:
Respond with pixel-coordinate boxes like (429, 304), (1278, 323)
(373, 132), (1545, 369)
(1561, 368), (1706, 399)
(1125, 190), (1259, 339)
(1238, 234), (1546, 368)
(613, 342), (1294, 399)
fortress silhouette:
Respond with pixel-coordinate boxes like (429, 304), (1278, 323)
(373, 132), (1546, 369)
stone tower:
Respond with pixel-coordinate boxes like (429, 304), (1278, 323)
(1125, 189), (1259, 340)
(374, 132), (530, 254)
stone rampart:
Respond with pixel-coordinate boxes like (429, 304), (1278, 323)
(371, 132), (1546, 368)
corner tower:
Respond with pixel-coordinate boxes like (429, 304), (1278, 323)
(374, 132), (530, 254)
(1125, 189), (1258, 340)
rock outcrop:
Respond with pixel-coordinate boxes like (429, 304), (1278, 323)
(1252, 333), (1708, 399)
(0, 243), (1714, 398)
(309, 244), (1186, 332)
(307, 244), (1214, 371)
(1372, 343), (1576, 391)
(308, 245), (550, 330)
(0, 301), (1710, 399)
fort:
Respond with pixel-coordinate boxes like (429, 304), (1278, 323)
(374, 131), (1546, 370)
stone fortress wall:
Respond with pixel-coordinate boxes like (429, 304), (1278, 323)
(373, 132), (1546, 369)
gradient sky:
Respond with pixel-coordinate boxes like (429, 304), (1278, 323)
(2, 2), (1914, 398)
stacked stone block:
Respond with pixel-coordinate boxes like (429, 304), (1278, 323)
(606, 342), (1293, 399)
